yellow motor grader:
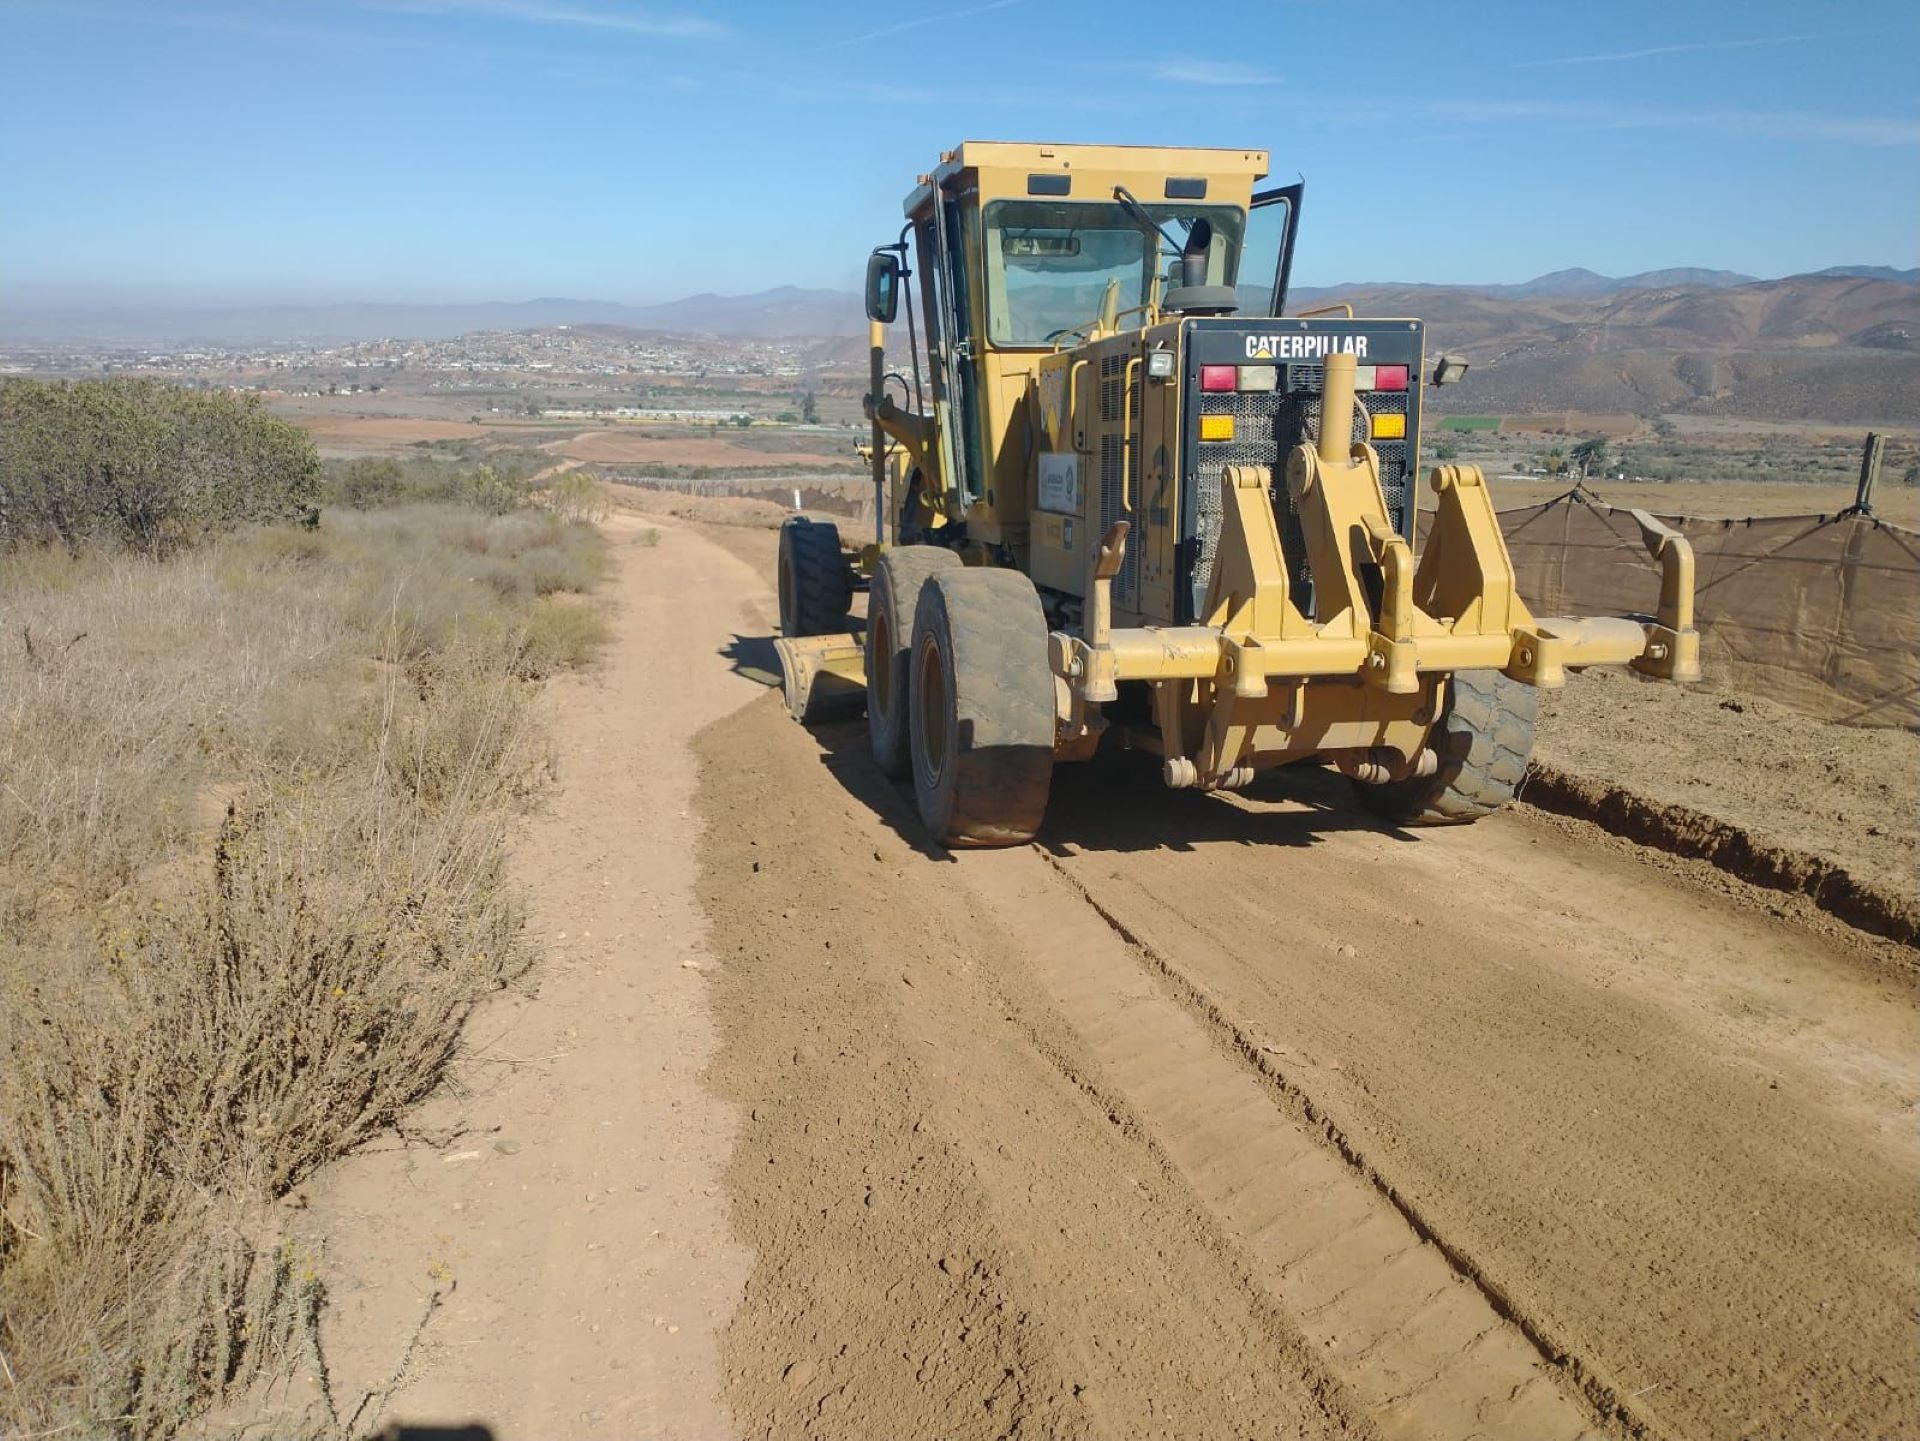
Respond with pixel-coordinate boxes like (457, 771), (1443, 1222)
(775, 142), (1698, 847)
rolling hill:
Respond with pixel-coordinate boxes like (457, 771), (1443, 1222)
(1303, 273), (1920, 423)
(6, 267), (1914, 423)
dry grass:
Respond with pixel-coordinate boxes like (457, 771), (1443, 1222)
(0, 503), (608, 1438)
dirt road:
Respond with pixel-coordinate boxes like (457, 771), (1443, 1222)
(314, 513), (1916, 1439)
(308, 514), (765, 1438)
(691, 521), (1918, 1440)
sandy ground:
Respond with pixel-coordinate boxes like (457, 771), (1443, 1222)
(303, 507), (1918, 1441)
(303, 513), (764, 1438)
(686, 518), (1916, 1441)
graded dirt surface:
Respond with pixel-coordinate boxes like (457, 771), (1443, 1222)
(684, 518), (1918, 1440)
(698, 696), (1919, 1441)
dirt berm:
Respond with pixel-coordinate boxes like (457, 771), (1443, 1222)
(692, 518), (1917, 1441)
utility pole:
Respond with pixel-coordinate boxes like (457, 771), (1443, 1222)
(1853, 432), (1884, 516)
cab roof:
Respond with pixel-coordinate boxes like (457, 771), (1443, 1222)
(905, 141), (1270, 217)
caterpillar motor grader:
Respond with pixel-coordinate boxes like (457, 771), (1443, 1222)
(774, 142), (1699, 847)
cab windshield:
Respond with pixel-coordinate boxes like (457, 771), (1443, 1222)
(983, 199), (1245, 348)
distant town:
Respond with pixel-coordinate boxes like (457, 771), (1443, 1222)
(0, 323), (842, 388)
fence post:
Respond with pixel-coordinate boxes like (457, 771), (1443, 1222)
(1854, 432), (1884, 515)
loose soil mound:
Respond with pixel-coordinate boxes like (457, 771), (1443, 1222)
(1534, 668), (1918, 921)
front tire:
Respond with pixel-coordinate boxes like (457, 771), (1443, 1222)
(1354, 669), (1537, 825)
(777, 518), (852, 638)
(866, 546), (961, 778)
(909, 569), (1055, 848)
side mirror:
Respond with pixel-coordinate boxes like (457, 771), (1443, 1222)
(864, 251), (901, 325)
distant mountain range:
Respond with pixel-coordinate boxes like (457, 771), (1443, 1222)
(1295, 264), (1918, 302)
(0, 286), (864, 347)
(3, 269), (1913, 348)
(1303, 272), (1920, 424)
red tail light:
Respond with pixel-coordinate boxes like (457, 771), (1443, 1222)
(1373, 364), (1409, 391)
(1200, 365), (1237, 392)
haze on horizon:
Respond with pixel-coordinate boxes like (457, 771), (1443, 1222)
(3, 0), (1917, 311)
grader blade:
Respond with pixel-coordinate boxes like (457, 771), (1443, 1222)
(773, 633), (866, 723)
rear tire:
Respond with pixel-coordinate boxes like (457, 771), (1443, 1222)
(866, 546), (962, 777)
(777, 518), (852, 638)
(909, 569), (1055, 848)
(1354, 669), (1536, 825)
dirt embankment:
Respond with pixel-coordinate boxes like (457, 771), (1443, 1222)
(1533, 668), (1919, 944)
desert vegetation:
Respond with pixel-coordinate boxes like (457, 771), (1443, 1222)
(0, 396), (609, 1437)
(0, 378), (322, 554)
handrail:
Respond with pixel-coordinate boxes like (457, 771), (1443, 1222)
(1068, 357), (1089, 450)
(1121, 356), (1142, 512)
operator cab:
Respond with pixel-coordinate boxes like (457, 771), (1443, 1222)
(861, 143), (1303, 557)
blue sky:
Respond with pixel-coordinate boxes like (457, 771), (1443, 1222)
(3, 0), (1916, 306)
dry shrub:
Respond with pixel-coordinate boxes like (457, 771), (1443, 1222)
(0, 503), (605, 1438)
(545, 469), (612, 525)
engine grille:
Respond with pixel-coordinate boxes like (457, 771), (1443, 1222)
(1191, 368), (1412, 617)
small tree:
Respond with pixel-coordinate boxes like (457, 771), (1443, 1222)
(1570, 437), (1609, 477)
(1433, 438), (1461, 462)
(798, 388), (819, 425)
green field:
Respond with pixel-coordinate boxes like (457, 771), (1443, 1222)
(1437, 415), (1502, 431)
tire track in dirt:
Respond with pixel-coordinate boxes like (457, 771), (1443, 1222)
(1034, 850), (1638, 1438)
(696, 699), (1374, 1440)
(953, 847), (1608, 1441)
(1036, 757), (1918, 1441)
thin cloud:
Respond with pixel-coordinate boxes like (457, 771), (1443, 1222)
(367, 0), (724, 39)
(1151, 59), (1278, 86)
(815, 0), (1025, 53)
(1423, 96), (1919, 148)
(1517, 32), (1831, 67)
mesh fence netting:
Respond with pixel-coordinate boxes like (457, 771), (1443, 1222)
(1427, 489), (1920, 730)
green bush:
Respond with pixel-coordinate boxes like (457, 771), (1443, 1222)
(0, 378), (320, 554)
(333, 456), (407, 509)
